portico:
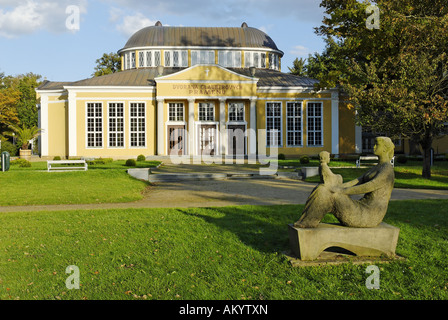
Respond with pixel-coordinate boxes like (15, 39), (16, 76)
(155, 64), (259, 157)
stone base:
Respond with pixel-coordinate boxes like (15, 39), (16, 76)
(288, 222), (400, 261)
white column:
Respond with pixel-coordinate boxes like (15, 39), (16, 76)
(188, 99), (195, 156)
(39, 95), (49, 157)
(219, 98), (226, 156)
(249, 98), (257, 156)
(67, 90), (77, 158)
(157, 99), (164, 155)
(331, 90), (339, 156)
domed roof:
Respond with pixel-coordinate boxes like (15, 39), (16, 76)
(119, 22), (283, 55)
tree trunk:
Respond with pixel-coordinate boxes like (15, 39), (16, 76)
(420, 136), (433, 179)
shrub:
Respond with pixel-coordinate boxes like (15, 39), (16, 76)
(53, 156), (62, 160)
(125, 159), (136, 167)
(278, 153), (286, 160)
(396, 155), (407, 164)
(11, 159), (31, 167)
(137, 154), (146, 162)
(300, 155), (310, 164)
(0, 141), (18, 156)
(98, 157), (113, 164)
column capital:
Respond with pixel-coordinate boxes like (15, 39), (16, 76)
(219, 98), (227, 103)
(188, 98), (195, 103)
(157, 98), (165, 104)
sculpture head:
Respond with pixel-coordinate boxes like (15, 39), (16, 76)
(319, 151), (331, 164)
(374, 137), (395, 161)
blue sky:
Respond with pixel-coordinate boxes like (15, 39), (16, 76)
(0, 0), (327, 82)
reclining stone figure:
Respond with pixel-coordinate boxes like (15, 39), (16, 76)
(294, 137), (395, 228)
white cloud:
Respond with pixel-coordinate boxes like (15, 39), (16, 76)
(0, 0), (87, 38)
(115, 12), (158, 38)
(290, 45), (311, 57)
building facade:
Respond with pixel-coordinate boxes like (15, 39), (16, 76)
(36, 22), (360, 160)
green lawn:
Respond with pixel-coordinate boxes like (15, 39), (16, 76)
(304, 161), (448, 190)
(0, 161), (160, 206)
(0, 201), (447, 300)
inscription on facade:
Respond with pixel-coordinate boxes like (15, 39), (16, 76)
(172, 84), (243, 95)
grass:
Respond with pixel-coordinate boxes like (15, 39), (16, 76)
(0, 201), (447, 300)
(0, 160), (160, 206)
(304, 161), (448, 190)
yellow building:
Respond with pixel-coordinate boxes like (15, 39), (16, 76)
(36, 22), (360, 160)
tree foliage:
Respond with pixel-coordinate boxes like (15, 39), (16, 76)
(315, 0), (448, 178)
(288, 58), (308, 76)
(93, 52), (122, 77)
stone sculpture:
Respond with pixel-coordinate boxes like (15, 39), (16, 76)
(295, 137), (395, 228)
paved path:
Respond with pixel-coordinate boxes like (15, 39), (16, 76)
(1, 177), (448, 213)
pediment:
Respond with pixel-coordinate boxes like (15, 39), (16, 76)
(155, 64), (258, 83)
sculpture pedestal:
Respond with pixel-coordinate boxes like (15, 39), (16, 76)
(288, 222), (400, 261)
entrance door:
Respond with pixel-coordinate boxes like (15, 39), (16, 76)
(199, 125), (216, 156)
(227, 125), (246, 157)
(168, 125), (185, 156)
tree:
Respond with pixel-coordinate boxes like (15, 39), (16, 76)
(315, 0), (448, 179)
(93, 52), (122, 77)
(15, 73), (42, 128)
(288, 58), (308, 76)
(0, 73), (20, 131)
(7, 124), (41, 150)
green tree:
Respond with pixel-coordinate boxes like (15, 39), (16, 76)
(315, 0), (448, 179)
(93, 52), (122, 77)
(288, 57), (308, 76)
(15, 73), (42, 128)
(0, 73), (20, 135)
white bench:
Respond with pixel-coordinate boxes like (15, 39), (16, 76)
(47, 160), (88, 172)
(356, 156), (395, 168)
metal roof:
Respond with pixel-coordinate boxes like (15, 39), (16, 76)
(38, 67), (318, 90)
(119, 24), (283, 55)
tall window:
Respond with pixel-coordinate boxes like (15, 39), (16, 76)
(286, 102), (302, 147)
(138, 52), (144, 68)
(218, 51), (242, 67)
(228, 102), (245, 122)
(266, 102), (282, 146)
(191, 50), (215, 65)
(269, 53), (279, 70)
(131, 52), (136, 69)
(108, 103), (124, 148)
(130, 103), (146, 147)
(169, 103), (184, 122)
(199, 103), (215, 121)
(164, 50), (188, 67)
(244, 52), (264, 68)
(87, 103), (103, 148)
(307, 102), (323, 146)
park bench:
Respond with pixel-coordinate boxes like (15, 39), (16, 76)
(356, 155), (395, 168)
(47, 160), (88, 172)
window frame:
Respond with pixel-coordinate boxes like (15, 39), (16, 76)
(168, 102), (185, 122)
(265, 102), (282, 147)
(228, 102), (245, 123)
(286, 102), (303, 147)
(129, 102), (147, 148)
(198, 102), (215, 122)
(306, 102), (323, 147)
(107, 102), (125, 149)
(86, 102), (103, 149)
(191, 50), (215, 65)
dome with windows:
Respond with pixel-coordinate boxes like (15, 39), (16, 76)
(118, 22), (284, 71)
